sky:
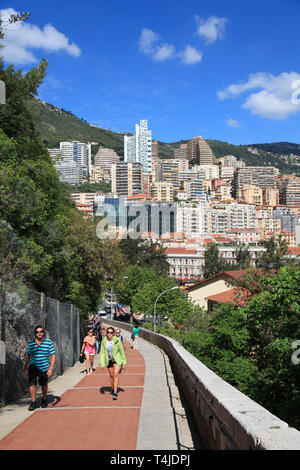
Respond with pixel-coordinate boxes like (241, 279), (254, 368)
(1, 0), (300, 145)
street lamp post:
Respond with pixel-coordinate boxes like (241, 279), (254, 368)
(153, 286), (179, 333)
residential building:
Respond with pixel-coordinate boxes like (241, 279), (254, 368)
(54, 160), (84, 185)
(94, 148), (120, 174)
(111, 162), (142, 196)
(240, 184), (263, 205)
(124, 120), (152, 174)
(157, 159), (180, 191)
(174, 143), (188, 160)
(262, 188), (279, 206)
(187, 136), (215, 164)
(278, 176), (300, 206)
(151, 182), (174, 202)
(232, 166), (278, 199)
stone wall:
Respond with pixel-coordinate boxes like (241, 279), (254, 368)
(0, 289), (80, 405)
(106, 320), (300, 450)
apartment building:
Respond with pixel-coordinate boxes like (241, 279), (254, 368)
(278, 176), (300, 206)
(240, 184), (263, 205)
(165, 244), (265, 281)
(194, 164), (219, 180)
(262, 188), (279, 206)
(151, 182), (174, 202)
(141, 173), (152, 196)
(187, 136), (215, 165)
(111, 162), (142, 196)
(186, 177), (205, 200)
(232, 166), (278, 199)
(124, 120), (152, 174)
(157, 159), (180, 191)
(174, 143), (188, 160)
(177, 201), (210, 238)
(94, 148), (120, 174)
(210, 202), (256, 233)
(54, 160), (84, 185)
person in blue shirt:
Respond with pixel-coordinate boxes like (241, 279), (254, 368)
(24, 325), (56, 411)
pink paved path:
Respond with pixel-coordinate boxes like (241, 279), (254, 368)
(0, 342), (145, 450)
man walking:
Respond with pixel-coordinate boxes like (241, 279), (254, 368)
(24, 325), (56, 411)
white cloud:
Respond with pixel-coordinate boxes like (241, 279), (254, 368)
(138, 28), (160, 55)
(195, 15), (227, 44)
(225, 118), (241, 128)
(218, 72), (300, 120)
(138, 28), (176, 62)
(153, 43), (176, 62)
(0, 8), (81, 64)
(138, 28), (201, 65)
(179, 45), (203, 64)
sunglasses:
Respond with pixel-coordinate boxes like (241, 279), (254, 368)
(107, 331), (114, 335)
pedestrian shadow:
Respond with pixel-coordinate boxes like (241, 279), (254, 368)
(99, 387), (125, 395)
(46, 394), (61, 407)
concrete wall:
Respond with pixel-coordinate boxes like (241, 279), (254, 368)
(107, 320), (300, 450)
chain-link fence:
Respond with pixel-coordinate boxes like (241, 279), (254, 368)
(0, 288), (80, 406)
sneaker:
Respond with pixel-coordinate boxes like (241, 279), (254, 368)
(41, 398), (48, 408)
(28, 401), (38, 411)
(112, 392), (118, 400)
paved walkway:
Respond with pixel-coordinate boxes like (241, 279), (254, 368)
(0, 329), (198, 450)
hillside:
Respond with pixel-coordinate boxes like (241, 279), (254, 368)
(32, 99), (300, 174)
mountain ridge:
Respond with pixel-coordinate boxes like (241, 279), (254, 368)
(33, 98), (300, 174)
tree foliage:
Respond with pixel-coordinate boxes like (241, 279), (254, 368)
(0, 55), (126, 314)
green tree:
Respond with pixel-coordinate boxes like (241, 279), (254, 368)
(257, 235), (291, 272)
(118, 236), (169, 276)
(235, 245), (251, 269)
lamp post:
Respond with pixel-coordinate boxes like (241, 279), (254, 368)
(153, 286), (179, 333)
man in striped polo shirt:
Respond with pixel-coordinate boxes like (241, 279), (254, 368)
(24, 325), (56, 411)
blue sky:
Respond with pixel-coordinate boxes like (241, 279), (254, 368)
(1, 0), (300, 145)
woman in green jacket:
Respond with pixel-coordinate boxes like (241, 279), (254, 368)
(100, 327), (127, 400)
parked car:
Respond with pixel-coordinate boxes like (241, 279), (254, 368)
(98, 309), (108, 319)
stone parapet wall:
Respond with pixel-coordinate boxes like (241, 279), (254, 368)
(107, 320), (300, 450)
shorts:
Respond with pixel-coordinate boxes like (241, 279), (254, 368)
(107, 359), (116, 368)
(28, 365), (49, 386)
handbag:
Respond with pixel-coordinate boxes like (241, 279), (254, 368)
(79, 352), (85, 363)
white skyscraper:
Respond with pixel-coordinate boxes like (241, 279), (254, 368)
(124, 120), (152, 174)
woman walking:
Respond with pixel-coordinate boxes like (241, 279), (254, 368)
(81, 328), (96, 375)
(132, 325), (140, 350)
(100, 327), (127, 400)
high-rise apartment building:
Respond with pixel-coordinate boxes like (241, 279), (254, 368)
(278, 176), (300, 206)
(174, 143), (188, 160)
(151, 182), (174, 203)
(157, 159), (180, 191)
(186, 136), (215, 165)
(124, 120), (152, 174)
(111, 162), (142, 196)
(187, 177), (205, 200)
(54, 160), (84, 185)
(94, 148), (120, 173)
(232, 166), (278, 199)
(152, 140), (159, 159)
(55, 141), (91, 175)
